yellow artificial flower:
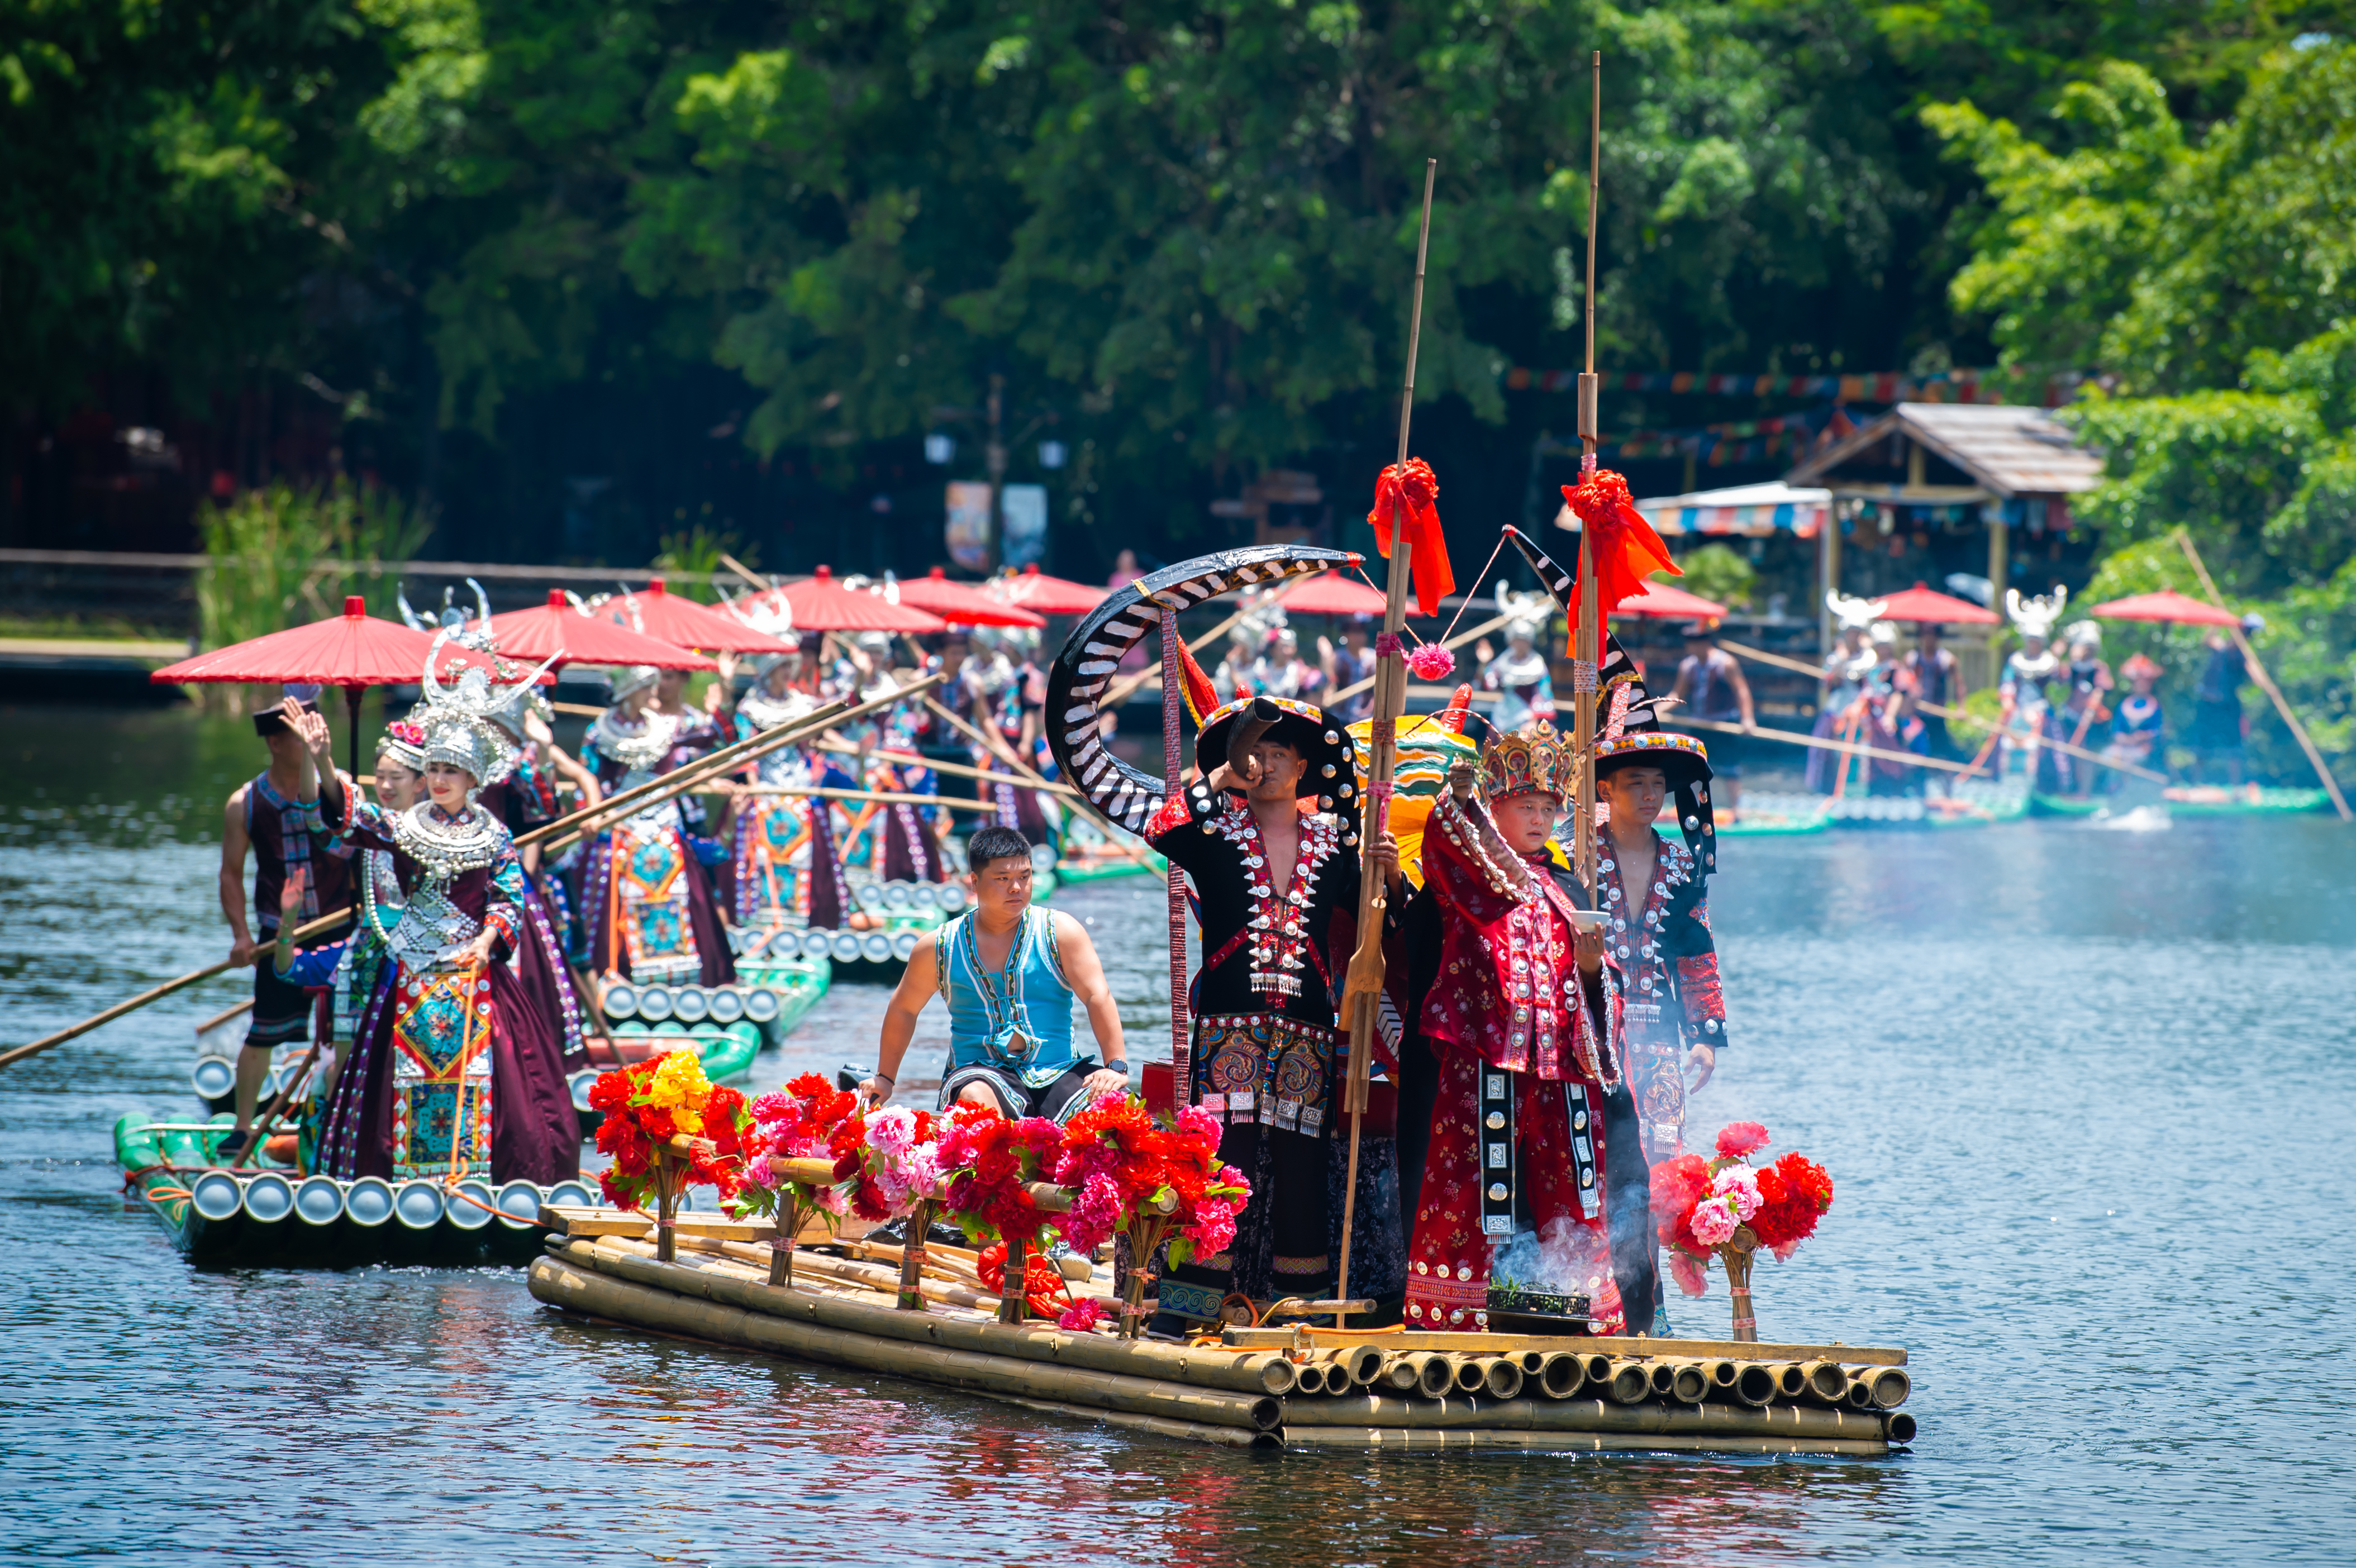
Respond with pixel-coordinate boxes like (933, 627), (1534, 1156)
(646, 1050), (712, 1113)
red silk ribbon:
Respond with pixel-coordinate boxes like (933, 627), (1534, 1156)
(1367, 457), (1457, 617)
(1562, 468), (1679, 618)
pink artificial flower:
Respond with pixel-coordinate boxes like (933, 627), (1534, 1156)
(1057, 1298), (1107, 1332)
(1709, 1164), (1763, 1221)
(1407, 642), (1457, 680)
(1715, 1121), (1771, 1159)
(1689, 1197), (1739, 1247)
(1175, 1104), (1221, 1143)
(1667, 1250), (1710, 1298)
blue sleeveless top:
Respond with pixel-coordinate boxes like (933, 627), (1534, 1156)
(938, 908), (1078, 1086)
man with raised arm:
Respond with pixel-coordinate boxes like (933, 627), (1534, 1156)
(865, 825), (1130, 1122)
(216, 699), (353, 1159)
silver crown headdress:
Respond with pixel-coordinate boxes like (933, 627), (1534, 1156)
(2005, 585), (2068, 641)
(2060, 618), (2101, 651)
(418, 629), (559, 784)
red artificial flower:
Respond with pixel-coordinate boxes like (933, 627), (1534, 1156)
(1649, 1154), (1712, 1218)
(1715, 1121), (1772, 1160)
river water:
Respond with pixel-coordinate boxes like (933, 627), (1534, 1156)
(2, 707), (2349, 1565)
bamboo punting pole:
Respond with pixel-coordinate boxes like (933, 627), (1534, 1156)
(918, 694), (1168, 881)
(2175, 528), (2353, 820)
(196, 998), (256, 1036)
(0, 904), (353, 1073)
(817, 737), (1090, 807)
(1336, 156), (1439, 1323)
(529, 676), (945, 857)
(534, 1246), (1287, 1429)
(1715, 636), (2167, 784)
(1572, 50), (1605, 898)
(1676, 715), (1988, 775)
(731, 782), (1007, 813)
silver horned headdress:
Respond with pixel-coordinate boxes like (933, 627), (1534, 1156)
(2005, 585), (2067, 642)
(418, 628), (558, 784)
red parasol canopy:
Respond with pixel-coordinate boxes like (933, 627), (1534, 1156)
(1870, 581), (2001, 625)
(151, 595), (544, 686)
(616, 577), (798, 653)
(1272, 571), (1391, 617)
(889, 567), (1046, 628)
(984, 563), (1107, 616)
(1610, 579), (1730, 620)
(2088, 589), (2243, 628)
(488, 589), (718, 670)
(732, 566), (949, 634)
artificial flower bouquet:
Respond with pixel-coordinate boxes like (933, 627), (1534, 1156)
(1046, 1096), (1251, 1337)
(589, 1050), (751, 1213)
(1649, 1121), (1834, 1342)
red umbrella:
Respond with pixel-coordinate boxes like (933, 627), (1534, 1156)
(1269, 571), (1390, 617)
(1870, 581), (2001, 625)
(731, 566), (949, 634)
(151, 595), (546, 773)
(1610, 579), (1730, 619)
(615, 577), (798, 654)
(890, 567), (1046, 628)
(488, 589), (718, 670)
(2088, 589), (2243, 628)
(985, 563), (1106, 616)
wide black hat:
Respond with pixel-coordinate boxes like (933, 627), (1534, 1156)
(1193, 694), (1358, 813)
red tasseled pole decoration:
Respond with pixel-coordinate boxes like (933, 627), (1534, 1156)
(1367, 457), (1457, 616)
(1562, 468), (1679, 618)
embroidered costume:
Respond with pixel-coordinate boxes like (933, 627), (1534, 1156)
(578, 674), (736, 986)
(317, 654), (580, 1184)
(730, 680), (826, 930)
(1479, 583), (1559, 734)
(1404, 721), (1648, 1335)
(1147, 695), (1367, 1329)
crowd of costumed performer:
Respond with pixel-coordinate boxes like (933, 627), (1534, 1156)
(575, 664), (735, 988)
(278, 652), (583, 1184)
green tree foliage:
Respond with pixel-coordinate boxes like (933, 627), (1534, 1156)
(1930, 42), (2356, 778)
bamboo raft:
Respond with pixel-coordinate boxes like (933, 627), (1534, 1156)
(116, 1113), (597, 1268)
(526, 1216), (1916, 1457)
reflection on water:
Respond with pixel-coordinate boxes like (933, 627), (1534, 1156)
(1, 706), (2350, 1564)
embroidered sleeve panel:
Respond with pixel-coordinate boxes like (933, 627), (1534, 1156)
(335, 788), (398, 854)
(1146, 779), (1233, 868)
(1676, 952), (1728, 1048)
(482, 855), (527, 956)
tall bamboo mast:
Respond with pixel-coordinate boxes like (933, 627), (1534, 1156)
(1573, 51), (1603, 896)
(1336, 158), (1438, 1316)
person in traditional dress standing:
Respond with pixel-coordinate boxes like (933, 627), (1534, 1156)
(863, 825), (1130, 1121)
(2000, 587), (2066, 783)
(288, 665), (582, 1185)
(1810, 594), (1882, 793)
(1474, 584), (1558, 733)
(1143, 695), (1396, 1334)
(1320, 619), (1375, 725)
(726, 636), (827, 931)
(1405, 718), (1657, 1336)
(578, 665), (736, 987)
(1254, 627), (1327, 704)
(2188, 616), (2262, 785)
(216, 698), (355, 1158)
(2105, 651), (2169, 785)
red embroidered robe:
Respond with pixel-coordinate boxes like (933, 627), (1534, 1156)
(1405, 789), (1630, 1333)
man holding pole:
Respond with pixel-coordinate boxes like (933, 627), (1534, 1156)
(1144, 694), (1397, 1333)
(217, 699), (354, 1159)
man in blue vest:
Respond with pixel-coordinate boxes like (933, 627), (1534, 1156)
(863, 825), (1130, 1122)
